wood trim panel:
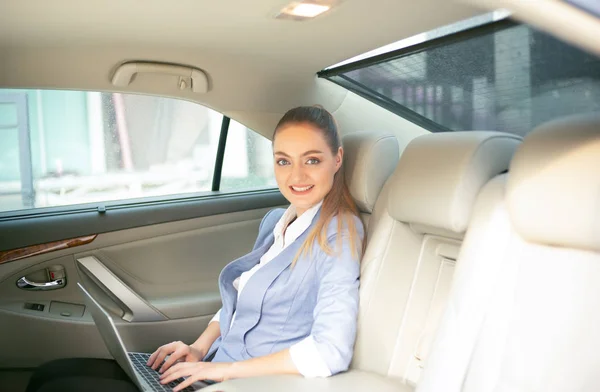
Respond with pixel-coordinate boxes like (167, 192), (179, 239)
(0, 235), (97, 264)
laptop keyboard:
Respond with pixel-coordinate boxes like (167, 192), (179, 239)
(128, 352), (195, 392)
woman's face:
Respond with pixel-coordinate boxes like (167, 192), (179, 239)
(273, 123), (342, 216)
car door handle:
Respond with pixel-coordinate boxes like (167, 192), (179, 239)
(17, 276), (67, 291)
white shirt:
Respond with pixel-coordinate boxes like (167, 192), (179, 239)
(209, 201), (332, 377)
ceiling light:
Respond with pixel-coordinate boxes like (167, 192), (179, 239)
(276, 1), (337, 20)
(287, 3), (330, 17)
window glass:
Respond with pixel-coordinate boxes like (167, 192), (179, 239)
(321, 19), (600, 136)
(220, 120), (277, 192)
(0, 90), (222, 213)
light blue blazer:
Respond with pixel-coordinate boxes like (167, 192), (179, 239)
(206, 208), (364, 375)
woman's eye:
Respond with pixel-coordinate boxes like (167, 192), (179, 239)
(276, 159), (289, 166)
(306, 158), (320, 165)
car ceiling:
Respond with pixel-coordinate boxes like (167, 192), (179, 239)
(0, 0), (483, 137)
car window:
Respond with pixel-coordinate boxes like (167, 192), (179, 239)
(221, 119), (277, 192)
(319, 16), (600, 136)
(0, 89), (276, 214)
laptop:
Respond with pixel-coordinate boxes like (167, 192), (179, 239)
(78, 283), (214, 391)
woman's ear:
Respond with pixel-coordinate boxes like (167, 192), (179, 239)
(335, 147), (343, 172)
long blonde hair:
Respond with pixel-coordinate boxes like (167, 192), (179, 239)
(273, 106), (365, 265)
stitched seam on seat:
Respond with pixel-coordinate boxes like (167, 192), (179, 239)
(401, 235), (452, 382)
(386, 232), (428, 377)
(353, 217), (396, 371)
(360, 216), (396, 314)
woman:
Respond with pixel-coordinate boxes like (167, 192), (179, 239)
(28, 105), (364, 392)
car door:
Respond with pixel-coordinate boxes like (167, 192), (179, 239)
(0, 89), (286, 368)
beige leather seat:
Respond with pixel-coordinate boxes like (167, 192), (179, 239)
(343, 131), (400, 227)
(417, 114), (600, 392)
(351, 131), (521, 388)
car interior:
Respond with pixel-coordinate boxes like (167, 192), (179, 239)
(0, 0), (599, 391)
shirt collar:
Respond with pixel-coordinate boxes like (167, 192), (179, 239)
(273, 200), (323, 244)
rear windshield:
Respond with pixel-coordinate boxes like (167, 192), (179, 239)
(319, 18), (600, 135)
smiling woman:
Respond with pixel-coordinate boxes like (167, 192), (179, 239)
(273, 110), (342, 215)
(271, 106), (364, 264)
(27, 106), (365, 392)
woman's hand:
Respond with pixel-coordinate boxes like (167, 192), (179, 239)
(146, 341), (206, 373)
(159, 361), (232, 391)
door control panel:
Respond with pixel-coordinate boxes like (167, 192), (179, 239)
(49, 301), (85, 318)
(24, 302), (45, 311)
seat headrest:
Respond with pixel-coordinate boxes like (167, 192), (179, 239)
(389, 131), (522, 234)
(343, 131), (400, 213)
(507, 113), (600, 252)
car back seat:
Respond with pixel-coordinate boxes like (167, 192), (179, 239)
(417, 114), (600, 392)
(352, 131), (521, 387)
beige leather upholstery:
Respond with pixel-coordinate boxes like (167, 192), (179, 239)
(352, 131), (521, 387)
(507, 113), (600, 252)
(201, 371), (414, 392)
(417, 115), (600, 392)
(390, 132), (521, 233)
(343, 131), (400, 214)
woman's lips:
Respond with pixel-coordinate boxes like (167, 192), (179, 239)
(289, 185), (314, 195)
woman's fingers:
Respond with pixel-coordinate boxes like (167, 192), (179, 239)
(159, 362), (189, 384)
(160, 362), (201, 385)
(146, 349), (159, 367)
(147, 346), (169, 368)
(159, 347), (187, 373)
(150, 343), (177, 370)
(172, 372), (202, 392)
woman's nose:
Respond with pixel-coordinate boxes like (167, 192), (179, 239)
(290, 164), (307, 183)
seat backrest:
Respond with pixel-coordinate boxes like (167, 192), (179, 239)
(343, 131), (400, 227)
(417, 114), (600, 392)
(352, 131), (521, 386)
